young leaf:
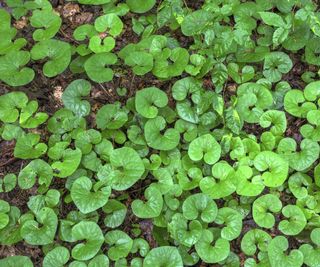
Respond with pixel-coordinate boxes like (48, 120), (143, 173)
(144, 116), (180, 150)
(143, 246), (183, 267)
(182, 193), (218, 223)
(253, 194), (282, 228)
(0, 91), (28, 123)
(71, 176), (111, 214)
(18, 159), (53, 189)
(253, 151), (289, 187)
(168, 213), (202, 247)
(71, 221), (104, 261)
(268, 236), (303, 267)
(84, 53), (117, 82)
(21, 207), (58, 245)
(259, 12), (286, 27)
(135, 87), (168, 119)
(195, 229), (230, 264)
(30, 9), (62, 41)
(278, 205), (307, 236)
(31, 39), (71, 77)
(105, 230), (133, 261)
(241, 229), (271, 256)
(131, 185), (163, 218)
(43, 246), (70, 267)
(102, 199), (127, 228)
(14, 133), (47, 159)
(0, 256), (33, 267)
(62, 79), (91, 117)
(188, 134), (221, 165)
(126, 0), (156, 14)
(0, 51), (34, 86)
(108, 147), (145, 190)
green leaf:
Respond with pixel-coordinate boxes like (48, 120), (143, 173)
(284, 89), (316, 118)
(252, 194), (282, 228)
(88, 255), (110, 267)
(47, 109), (86, 134)
(62, 79), (91, 117)
(144, 116), (180, 150)
(195, 229), (230, 264)
(71, 221), (104, 261)
(0, 51), (34, 86)
(168, 213), (202, 247)
(172, 77), (202, 101)
(71, 176), (111, 214)
(126, 0), (156, 13)
(263, 52), (293, 83)
(259, 12), (286, 27)
(135, 87), (168, 119)
(125, 51), (153, 75)
(103, 199), (127, 228)
(0, 200), (10, 229)
(152, 47), (189, 79)
(300, 110), (320, 141)
(278, 205), (306, 236)
(259, 110), (287, 135)
(277, 138), (320, 171)
(268, 236), (303, 267)
(182, 193), (217, 223)
(30, 9), (62, 41)
(108, 147), (145, 190)
(200, 162), (237, 199)
(236, 166), (264, 197)
(84, 53), (117, 83)
(288, 172), (312, 199)
(21, 207), (58, 245)
(300, 228), (320, 267)
(19, 100), (48, 128)
(214, 207), (242, 241)
(89, 35), (115, 53)
(94, 14), (123, 36)
(227, 63), (255, 84)
(131, 238), (150, 257)
(188, 134), (221, 165)
(0, 91), (28, 123)
(241, 229), (271, 256)
(131, 185), (163, 218)
(253, 151), (289, 187)
(105, 230), (133, 261)
(75, 129), (102, 154)
(143, 246), (183, 267)
(43, 246), (70, 267)
(236, 82), (273, 123)
(0, 256), (33, 267)
(0, 206), (24, 245)
(50, 145), (82, 178)
(1, 173), (17, 192)
(14, 133), (47, 159)
(225, 107), (243, 135)
(18, 159), (53, 189)
(181, 10), (214, 36)
(96, 102), (128, 130)
(31, 39), (71, 77)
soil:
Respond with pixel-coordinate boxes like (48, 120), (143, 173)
(0, 0), (313, 266)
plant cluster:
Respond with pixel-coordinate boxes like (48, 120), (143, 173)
(1, 0), (320, 266)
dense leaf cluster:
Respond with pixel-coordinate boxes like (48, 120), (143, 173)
(1, 0), (320, 266)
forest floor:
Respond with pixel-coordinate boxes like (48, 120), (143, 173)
(0, 0), (312, 266)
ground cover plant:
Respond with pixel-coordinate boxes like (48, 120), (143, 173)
(1, 0), (320, 266)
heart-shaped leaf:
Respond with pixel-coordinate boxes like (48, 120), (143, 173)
(71, 176), (111, 214)
(21, 207), (58, 245)
(62, 79), (91, 117)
